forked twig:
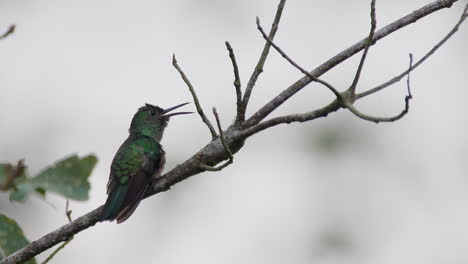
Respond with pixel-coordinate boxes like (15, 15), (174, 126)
(172, 54), (218, 139)
(356, 1), (468, 100)
(255, 0), (416, 125)
(343, 0), (414, 122)
(244, 0), (460, 128)
(199, 108), (234, 171)
(346, 53), (413, 123)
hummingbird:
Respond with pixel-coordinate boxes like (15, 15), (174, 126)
(99, 102), (191, 223)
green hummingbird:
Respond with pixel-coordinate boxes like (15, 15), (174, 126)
(99, 102), (191, 223)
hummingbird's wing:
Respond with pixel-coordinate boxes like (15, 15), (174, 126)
(99, 136), (164, 223)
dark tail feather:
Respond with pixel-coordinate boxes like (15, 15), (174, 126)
(99, 172), (150, 223)
(115, 184), (148, 223)
(115, 171), (150, 223)
(99, 184), (128, 222)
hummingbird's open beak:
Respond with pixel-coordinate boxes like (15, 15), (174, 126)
(161, 102), (192, 117)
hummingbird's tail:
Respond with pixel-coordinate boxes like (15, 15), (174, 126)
(99, 174), (149, 223)
(99, 184), (128, 222)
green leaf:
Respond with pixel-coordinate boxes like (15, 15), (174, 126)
(10, 154), (97, 202)
(33, 154), (97, 200)
(9, 186), (30, 202)
(0, 214), (36, 264)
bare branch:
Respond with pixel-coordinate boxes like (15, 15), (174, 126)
(240, 100), (342, 138)
(356, 2), (468, 100)
(245, 0), (459, 128)
(225, 41), (243, 125)
(1, 1), (463, 264)
(345, 53), (413, 123)
(172, 54), (218, 139)
(348, 0), (377, 95)
(240, 0), (286, 122)
(199, 108), (234, 171)
(0, 25), (15, 40)
(41, 201), (74, 264)
(256, 17), (342, 99)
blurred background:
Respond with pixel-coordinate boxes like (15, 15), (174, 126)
(1, 0), (467, 263)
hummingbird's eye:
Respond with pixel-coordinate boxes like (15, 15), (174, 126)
(150, 110), (156, 116)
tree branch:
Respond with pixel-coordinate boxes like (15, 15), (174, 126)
(239, 100), (342, 138)
(345, 54), (413, 123)
(356, 1), (468, 100)
(1, 1), (464, 263)
(244, 0), (459, 128)
(41, 201), (74, 264)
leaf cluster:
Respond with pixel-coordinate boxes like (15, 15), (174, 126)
(0, 155), (97, 263)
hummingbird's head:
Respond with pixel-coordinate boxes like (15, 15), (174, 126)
(129, 102), (191, 141)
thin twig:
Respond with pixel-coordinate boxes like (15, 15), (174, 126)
(0, 25), (15, 40)
(65, 200), (73, 223)
(41, 201), (74, 264)
(356, 1), (468, 100)
(241, 0), (286, 122)
(245, 0), (459, 128)
(348, 0), (377, 95)
(199, 108), (234, 171)
(0, 160), (25, 191)
(256, 17), (342, 100)
(239, 100), (342, 138)
(225, 41), (243, 125)
(172, 54), (218, 139)
(406, 54), (413, 98)
(345, 53), (413, 123)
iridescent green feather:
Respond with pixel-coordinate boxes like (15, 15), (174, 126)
(100, 136), (161, 221)
(111, 136), (159, 180)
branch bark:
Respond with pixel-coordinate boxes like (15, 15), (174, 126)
(1, 0), (465, 263)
